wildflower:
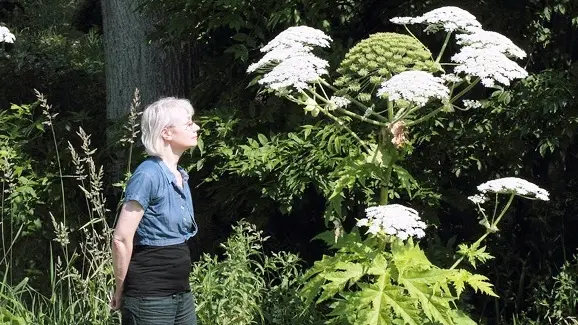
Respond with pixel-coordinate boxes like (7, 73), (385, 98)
(258, 53), (329, 90)
(247, 44), (312, 73)
(377, 71), (449, 107)
(0, 26), (15, 43)
(391, 6), (482, 33)
(357, 204), (427, 240)
(477, 177), (550, 201)
(455, 30), (526, 59)
(468, 194), (488, 204)
(328, 96), (350, 110)
(440, 73), (462, 83)
(260, 26), (332, 53)
(452, 47), (528, 87)
(462, 99), (482, 109)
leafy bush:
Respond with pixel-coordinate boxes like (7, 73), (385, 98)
(190, 220), (324, 325)
(512, 255), (578, 325)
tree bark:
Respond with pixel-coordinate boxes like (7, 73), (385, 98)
(101, 0), (185, 119)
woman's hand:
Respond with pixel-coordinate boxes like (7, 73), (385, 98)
(110, 287), (123, 311)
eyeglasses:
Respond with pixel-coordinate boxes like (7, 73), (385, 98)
(170, 121), (197, 131)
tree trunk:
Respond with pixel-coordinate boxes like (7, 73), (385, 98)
(101, 0), (185, 119)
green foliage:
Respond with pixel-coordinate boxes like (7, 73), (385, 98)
(302, 231), (496, 325)
(512, 255), (578, 325)
(190, 220), (323, 325)
(0, 93), (132, 325)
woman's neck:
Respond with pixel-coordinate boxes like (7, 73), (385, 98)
(159, 152), (182, 172)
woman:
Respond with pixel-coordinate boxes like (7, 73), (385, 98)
(110, 97), (200, 325)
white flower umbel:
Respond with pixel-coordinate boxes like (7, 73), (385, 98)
(477, 177), (550, 201)
(452, 47), (528, 87)
(391, 6), (482, 33)
(0, 26), (15, 43)
(462, 99), (482, 109)
(440, 73), (462, 84)
(456, 30), (526, 59)
(358, 204), (427, 240)
(247, 44), (311, 73)
(328, 96), (351, 110)
(258, 53), (329, 90)
(377, 71), (450, 107)
(260, 26), (332, 53)
(468, 194), (488, 204)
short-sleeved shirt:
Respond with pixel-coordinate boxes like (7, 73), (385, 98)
(124, 157), (198, 246)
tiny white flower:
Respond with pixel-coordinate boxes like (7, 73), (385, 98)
(456, 30), (526, 59)
(258, 53), (329, 90)
(452, 47), (528, 87)
(391, 6), (482, 33)
(477, 177), (550, 201)
(390, 17), (415, 25)
(359, 204), (427, 240)
(367, 223), (381, 235)
(468, 194), (488, 204)
(440, 73), (462, 83)
(384, 226), (397, 235)
(356, 218), (369, 227)
(462, 99), (482, 109)
(260, 26), (332, 53)
(377, 71), (450, 107)
(0, 26), (15, 43)
(413, 228), (426, 238)
(328, 96), (350, 110)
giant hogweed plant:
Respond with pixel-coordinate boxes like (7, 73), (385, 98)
(247, 6), (548, 325)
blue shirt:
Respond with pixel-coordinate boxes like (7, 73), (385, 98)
(124, 157), (198, 246)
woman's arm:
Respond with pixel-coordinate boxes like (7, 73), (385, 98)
(110, 200), (144, 310)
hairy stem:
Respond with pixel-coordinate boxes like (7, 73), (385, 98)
(318, 79), (388, 123)
(436, 31), (453, 63)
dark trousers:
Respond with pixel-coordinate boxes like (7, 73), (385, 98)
(121, 291), (197, 325)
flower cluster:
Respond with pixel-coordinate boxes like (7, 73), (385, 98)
(261, 26), (332, 52)
(377, 71), (449, 107)
(452, 47), (528, 87)
(0, 26), (15, 43)
(257, 54), (329, 90)
(476, 177), (550, 201)
(468, 194), (488, 205)
(248, 26), (331, 90)
(357, 204), (427, 240)
(328, 96), (351, 109)
(391, 6), (482, 33)
(440, 73), (462, 84)
(455, 30), (526, 59)
(462, 99), (482, 109)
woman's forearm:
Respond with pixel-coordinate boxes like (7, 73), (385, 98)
(112, 237), (133, 292)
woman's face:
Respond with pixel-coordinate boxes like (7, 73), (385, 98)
(165, 113), (200, 151)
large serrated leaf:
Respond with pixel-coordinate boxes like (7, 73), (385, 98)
(449, 310), (478, 325)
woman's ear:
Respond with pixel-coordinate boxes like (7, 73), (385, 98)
(161, 127), (173, 141)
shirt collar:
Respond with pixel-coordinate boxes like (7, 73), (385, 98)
(152, 157), (188, 183)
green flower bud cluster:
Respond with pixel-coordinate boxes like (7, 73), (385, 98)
(335, 32), (441, 103)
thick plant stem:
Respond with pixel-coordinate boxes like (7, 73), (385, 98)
(336, 107), (388, 127)
(379, 166), (393, 205)
(450, 193), (515, 270)
(378, 127), (394, 205)
(450, 78), (480, 103)
(436, 32), (453, 63)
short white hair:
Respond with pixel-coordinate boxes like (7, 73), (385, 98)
(141, 97), (194, 157)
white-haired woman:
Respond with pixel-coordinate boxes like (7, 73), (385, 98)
(110, 97), (200, 325)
